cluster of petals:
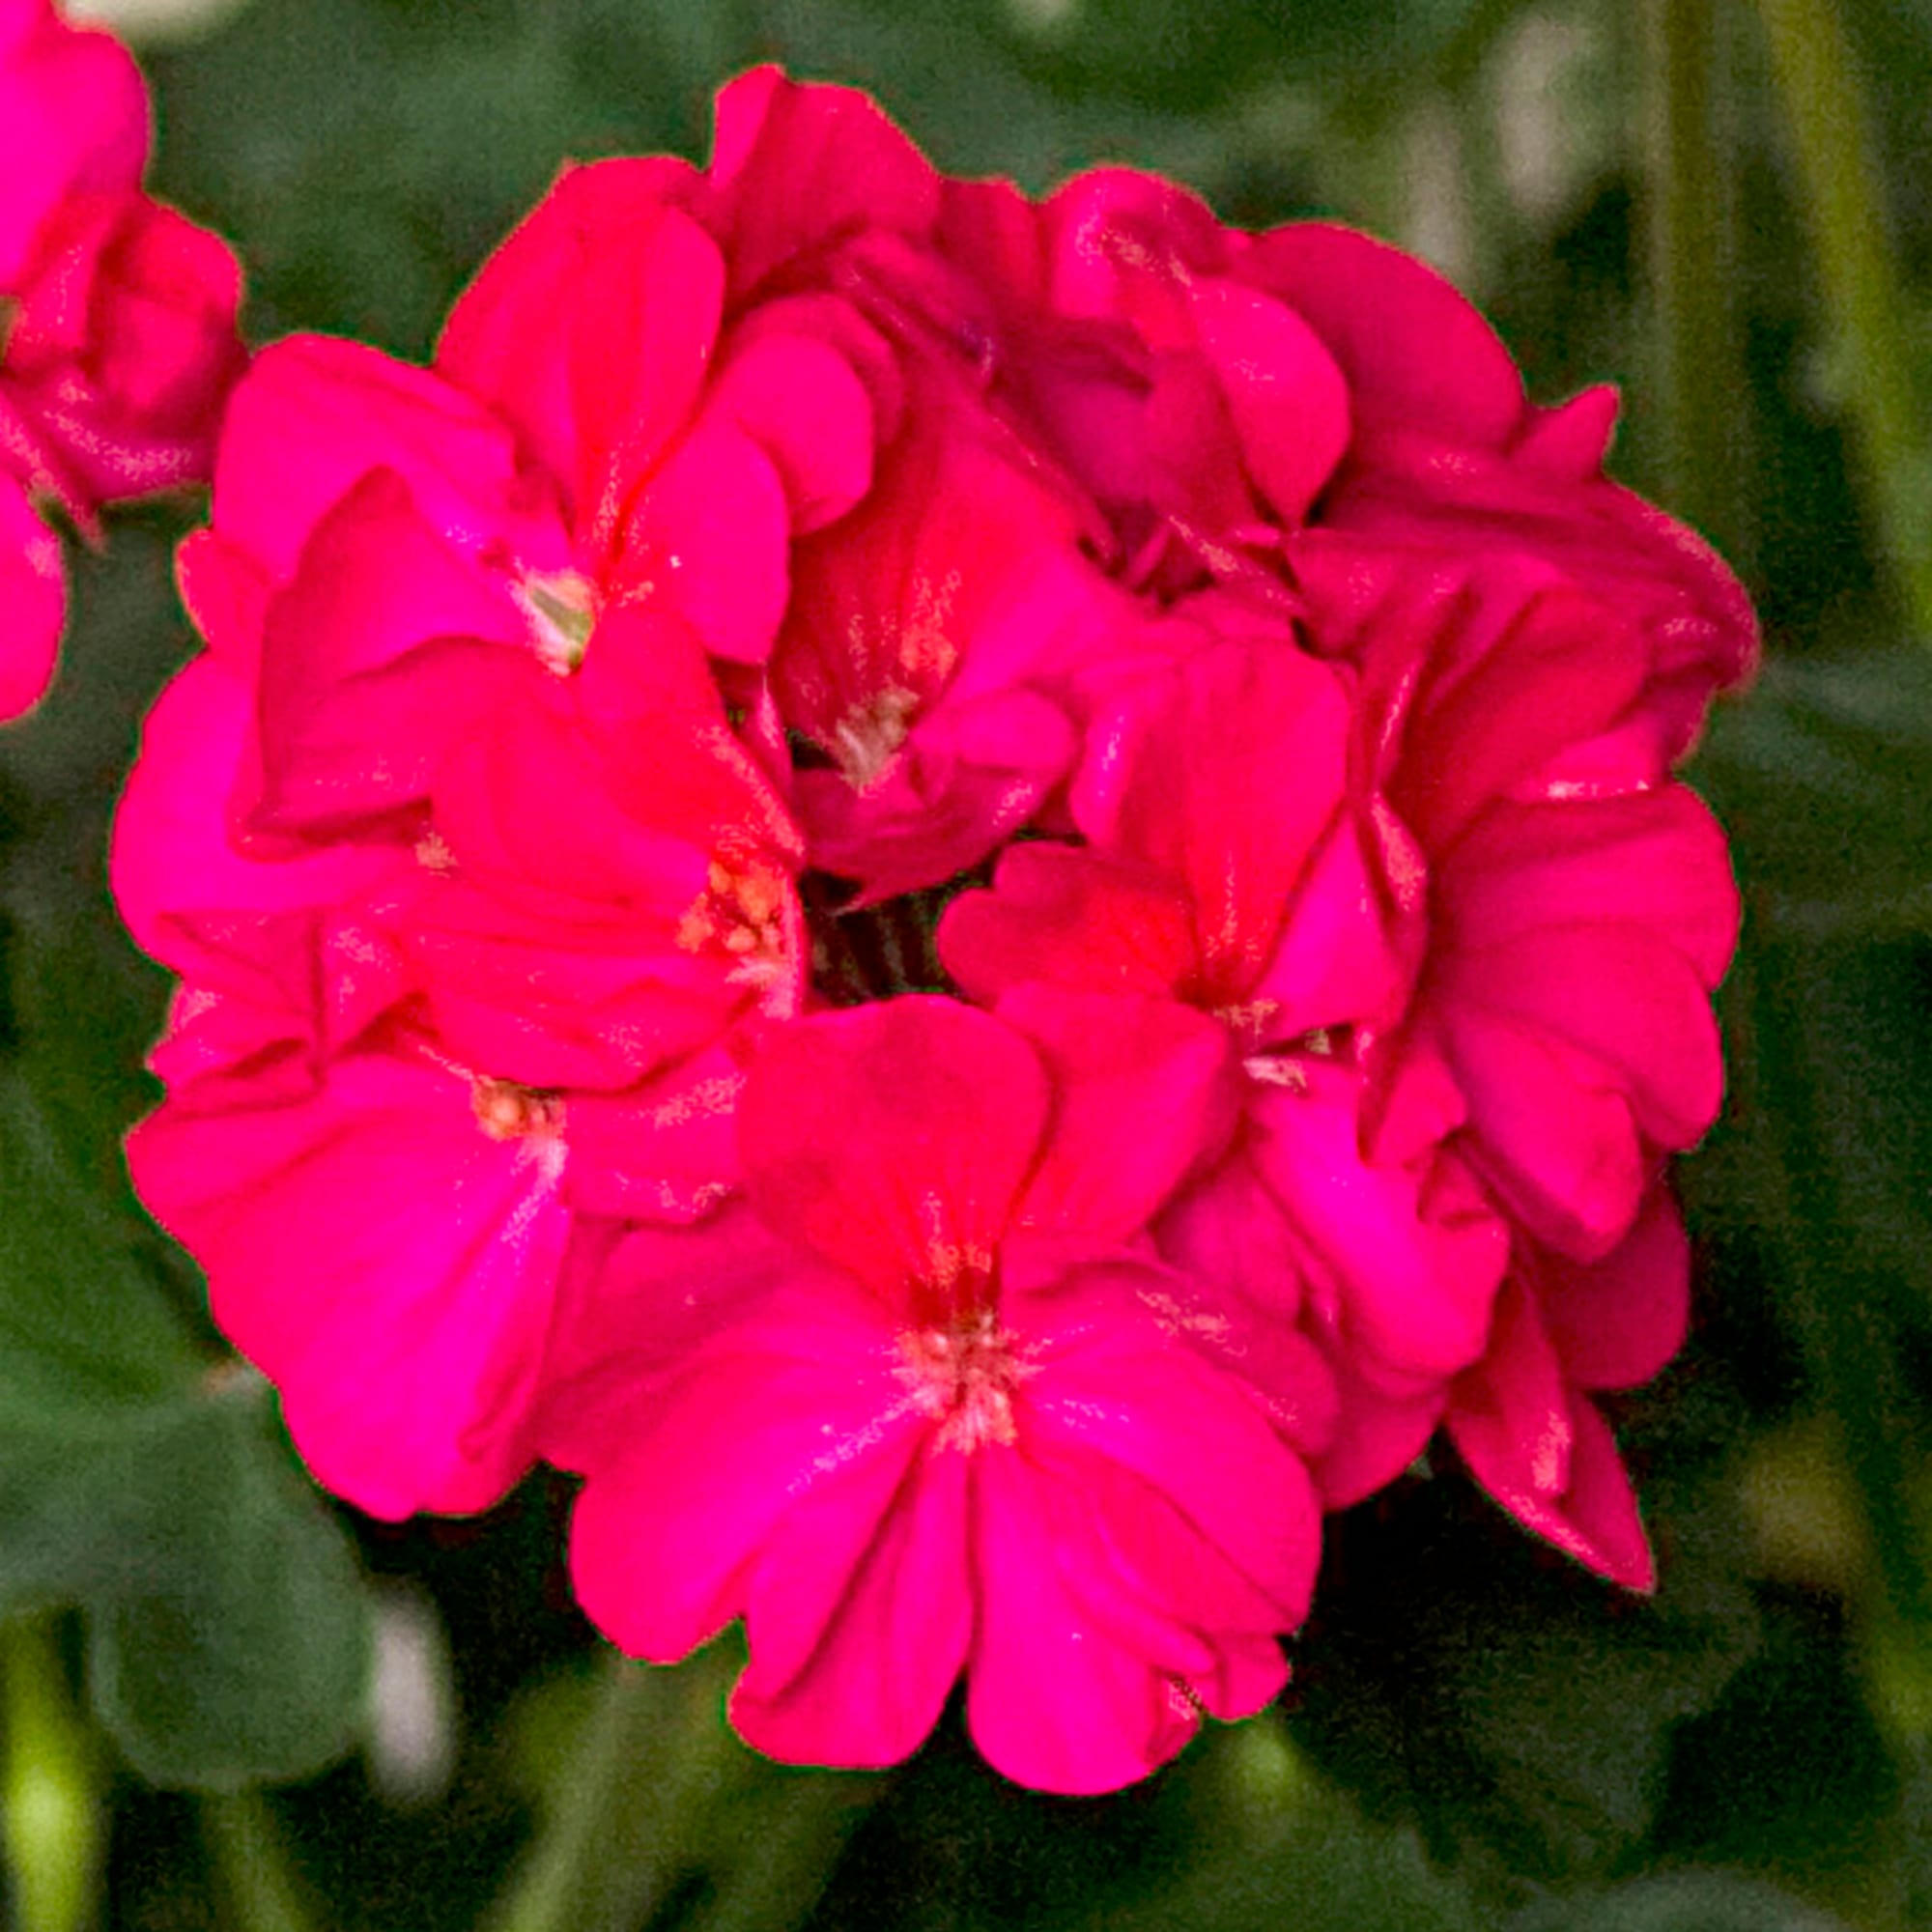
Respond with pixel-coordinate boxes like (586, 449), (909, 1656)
(113, 68), (1755, 1791)
(0, 0), (243, 719)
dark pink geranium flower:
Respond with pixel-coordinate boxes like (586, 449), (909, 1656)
(128, 1030), (572, 1520)
(1297, 539), (1742, 1265)
(544, 996), (1325, 1793)
(111, 59), (1753, 1771)
(938, 169), (1350, 600)
(1253, 223), (1757, 755)
(941, 631), (1512, 1502)
(767, 379), (1129, 900)
(0, 0), (242, 718)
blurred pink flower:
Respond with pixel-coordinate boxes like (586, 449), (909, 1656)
(0, 0), (242, 717)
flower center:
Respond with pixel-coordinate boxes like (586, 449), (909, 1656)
(831, 686), (920, 791)
(896, 1307), (1031, 1454)
(517, 569), (597, 674)
(470, 1075), (565, 1144)
(676, 856), (791, 986)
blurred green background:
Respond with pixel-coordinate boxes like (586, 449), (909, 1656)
(3, 0), (1931, 1925)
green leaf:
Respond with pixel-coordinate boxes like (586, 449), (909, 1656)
(1694, 647), (1932, 939)
(1509, 1869), (1851, 1932)
(1293, 1466), (1760, 1891)
(1076, 1718), (1484, 1932)
(0, 1075), (371, 1787)
(87, 1393), (370, 1790)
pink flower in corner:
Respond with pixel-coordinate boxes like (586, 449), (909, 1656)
(545, 996), (1327, 1793)
(0, 0), (244, 719)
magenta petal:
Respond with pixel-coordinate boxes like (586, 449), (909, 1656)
(1018, 1290), (1321, 1623)
(1039, 1449), (1296, 1721)
(0, 12), (146, 284)
(731, 1444), (971, 1768)
(1442, 1005), (1645, 1261)
(738, 998), (1049, 1306)
(563, 1051), (748, 1223)
(1445, 789), (1741, 990)
(567, 1284), (923, 1662)
(617, 417), (790, 664)
(1312, 1367), (1444, 1509)
(1452, 1375), (1656, 1591)
(939, 842), (1197, 1007)
(1446, 923), (1724, 1151)
(211, 336), (539, 582)
(536, 1205), (807, 1469)
(1155, 1147), (1305, 1324)
(1535, 1186), (1690, 1392)
(712, 329), (875, 533)
(1244, 222), (1525, 448)
(1076, 641), (1350, 1001)
(127, 1051), (570, 1520)
(1002, 986), (1237, 1242)
(1247, 1068), (1508, 1383)
(708, 67), (941, 299)
(968, 1447), (1201, 1794)
(252, 469), (538, 836)
(437, 157), (702, 491)
(112, 653), (403, 969)
(572, 203), (724, 543)
(1245, 814), (1412, 1039)
(0, 471), (63, 719)
(1448, 1273), (1573, 1502)
(1184, 274), (1349, 525)
(797, 686), (1077, 904)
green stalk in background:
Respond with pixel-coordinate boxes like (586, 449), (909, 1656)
(203, 1790), (317, 1932)
(1754, 0), (1932, 639)
(1640, 0), (1750, 569)
(2, 1615), (104, 1932)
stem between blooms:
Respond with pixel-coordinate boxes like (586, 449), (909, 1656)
(1640, 0), (1748, 566)
(683, 1773), (883, 1932)
(1753, 0), (1932, 639)
(485, 1644), (739, 1932)
(202, 1790), (316, 1932)
(1, 1615), (103, 1932)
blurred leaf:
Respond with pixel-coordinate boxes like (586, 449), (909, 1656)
(1694, 647), (1932, 939)
(88, 1394), (369, 1790)
(1293, 1467), (1760, 1894)
(965, 0), (1505, 112)
(1509, 1869), (1852, 1932)
(0, 1071), (199, 1414)
(1075, 1717), (1484, 1932)
(0, 1075), (370, 1787)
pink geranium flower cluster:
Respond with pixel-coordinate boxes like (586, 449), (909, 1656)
(0, 0), (243, 718)
(113, 71), (1753, 1793)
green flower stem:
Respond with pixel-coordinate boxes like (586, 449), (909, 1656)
(202, 1790), (316, 1932)
(686, 1774), (883, 1932)
(1754, 0), (1932, 639)
(1640, 0), (1748, 563)
(485, 1645), (739, 1932)
(1, 1614), (104, 1932)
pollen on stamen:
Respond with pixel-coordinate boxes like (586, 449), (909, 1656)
(832, 687), (920, 792)
(896, 1309), (1032, 1454)
(516, 569), (597, 675)
(470, 1075), (565, 1145)
(677, 856), (791, 988)
(414, 830), (456, 872)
